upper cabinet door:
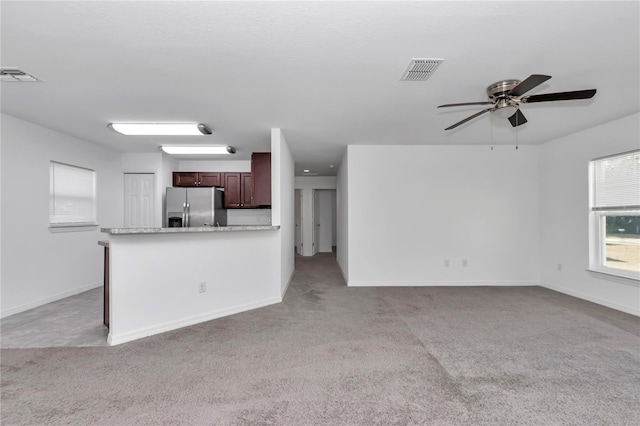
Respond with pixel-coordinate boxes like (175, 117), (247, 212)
(241, 173), (254, 208)
(251, 153), (271, 206)
(198, 172), (222, 187)
(173, 172), (222, 187)
(173, 172), (199, 187)
(223, 172), (241, 208)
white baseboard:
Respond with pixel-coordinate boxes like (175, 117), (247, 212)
(281, 268), (294, 299)
(1, 281), (102, 319)
(107, 297), (282, 346)
(347, 280), (538, 287)
(540, 282), (640, 316)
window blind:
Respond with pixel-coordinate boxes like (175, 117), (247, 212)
(592, 150), (640, 211)
(49, 161), (97, 226)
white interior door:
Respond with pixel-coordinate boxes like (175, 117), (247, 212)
(313, 189), (320, 255)
(318, 190), (333, 252)
(295, 190), (302, 255)
(124, 173), (156, 228)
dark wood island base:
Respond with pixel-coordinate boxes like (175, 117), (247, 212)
(98, 240), (109, 329)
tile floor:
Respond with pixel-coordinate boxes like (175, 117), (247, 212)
(1, 288), (108, 348)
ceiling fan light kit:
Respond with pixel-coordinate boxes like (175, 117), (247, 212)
(438, 74), (596, 130)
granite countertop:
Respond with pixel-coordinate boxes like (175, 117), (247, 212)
(101, 225), (279, 235)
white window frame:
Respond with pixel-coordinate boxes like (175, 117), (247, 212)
(588, 150), (640, 281)
(49, 161), (98, 231)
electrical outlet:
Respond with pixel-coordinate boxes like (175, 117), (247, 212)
(444, 259), (450, 267)
(199, 282), (206, 293)
(462, 259), (468, 267)
(557, 263), (562, 272)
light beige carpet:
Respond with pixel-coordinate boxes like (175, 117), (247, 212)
(2, 254), (639, 425)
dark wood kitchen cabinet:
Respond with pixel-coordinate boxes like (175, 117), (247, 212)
(98, 241), (110, 329)
(172, 152), (270, 207)
(223, 172), (253, 208)
(251, 152), (271, 207)
(241, 173), (253, 207)
(173, 172), (222, 187)
(173, 172), (198, 187)
(223, 173), (241, 207)
(199, 172), (223, 187)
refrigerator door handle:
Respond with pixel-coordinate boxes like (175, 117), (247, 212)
(186, 202), (190, 227)
(182, 203), (187, 227)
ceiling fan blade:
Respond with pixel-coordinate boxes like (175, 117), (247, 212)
(508, 109), (528, 127)
(444, 107), (494, 131)
(438, 101), (494, 108)
(522, 89), (597, 103)
(508, 74), (552, 97)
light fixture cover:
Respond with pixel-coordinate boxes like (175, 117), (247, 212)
(108, 123), (211, 136)
(160, 146), (235, 155)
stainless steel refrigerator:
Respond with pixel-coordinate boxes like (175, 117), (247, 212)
(165, 187), (227, 227)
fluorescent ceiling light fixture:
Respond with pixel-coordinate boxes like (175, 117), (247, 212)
(108, 123), (211, 136)
(160, 146), (235, 155)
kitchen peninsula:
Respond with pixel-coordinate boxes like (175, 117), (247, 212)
(101, 224), (282, 346)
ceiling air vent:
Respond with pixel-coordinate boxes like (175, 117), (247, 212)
(400, 58), (443, 81)
(0, 68), (41, 82)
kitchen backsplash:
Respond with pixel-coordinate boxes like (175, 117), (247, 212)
(227, 209), (272, 226)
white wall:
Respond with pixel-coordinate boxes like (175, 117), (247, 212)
(271, 129), (295, 297)
(346, 145), (540, 286)
(178, 160), (251, 173)
(295, 176), (337, 190)
(108, 230), (281, 345)
(1, 114), (123, 317)
(539, 113), (640, 315)
(0, 117), (3, 312)
(336, 149), (349, 281)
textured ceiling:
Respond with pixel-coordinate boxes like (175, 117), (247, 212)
(1, 1), (638, 175)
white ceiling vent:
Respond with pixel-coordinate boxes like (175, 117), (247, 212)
(0, 68), (41, 82)
(400, 58), (443, 81)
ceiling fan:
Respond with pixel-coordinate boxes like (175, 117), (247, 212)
(438, 74), (596, 130)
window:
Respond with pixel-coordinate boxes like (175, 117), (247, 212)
(49, 161), (97, 228)
(589, 150), (640, 279)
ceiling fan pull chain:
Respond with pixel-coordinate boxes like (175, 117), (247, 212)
(515, 112), (519, 150)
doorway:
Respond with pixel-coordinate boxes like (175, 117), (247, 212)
(296, 188), (337, 256)
(295, 189), (302, 255)
(313, 189), (336, 255)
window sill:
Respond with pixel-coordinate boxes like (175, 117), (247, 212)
(49, 224), (99, 233)
(587, 267), (640, 285)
